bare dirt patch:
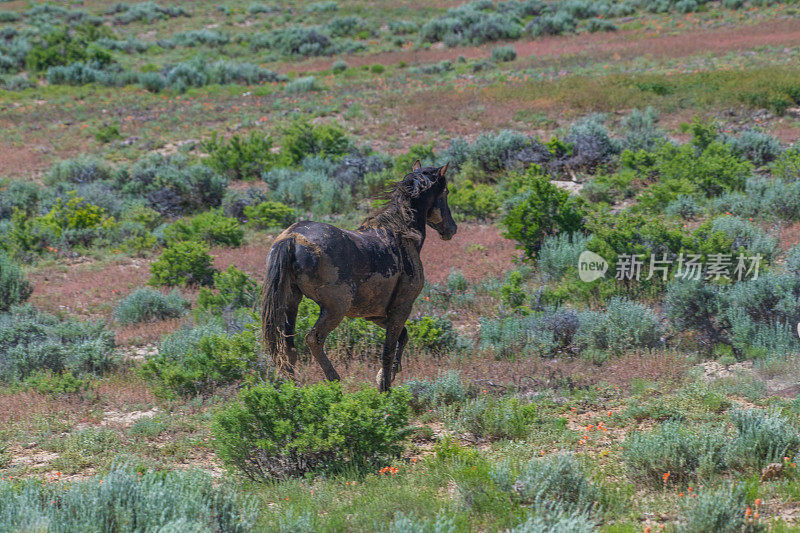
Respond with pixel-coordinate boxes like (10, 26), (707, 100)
(278, 19), (800, 74)
(421, 223), (519, 284)
(781, 222), (800, 251)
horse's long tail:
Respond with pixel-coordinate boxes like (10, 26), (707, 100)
(261, 237), (295, 375)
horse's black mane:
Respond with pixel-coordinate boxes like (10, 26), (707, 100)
(359, 170), (439, 242)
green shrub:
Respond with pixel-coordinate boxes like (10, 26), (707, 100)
(213, 380), (410, 479)
(406, 315), (458, 353)
(500, 269), (528, 309)
(114, 154), (228, 216)
(421, 2), (523, 45)
(574, 297), (662, 358)
(665, 194), (702, 220)
(332, 59), (347, 73)
(386, 512), (458, 533)
(264, 166), (352, 215)
(170, 29), (230, 48)
(677, 484), (751, 533)
(0, 465), (256, 532)
(446, 269), (468, 292)
(581, 169), (640, 205)
(140, 325), (258, 397)
(562, 114), (619, 171)
(698, 215), (780, 262)
(306, 1), (338, 12)
(526, 11), (577, 37)
(772, 148), (800, 181)
(252, 26), (334, 56)
(667, 272), (800, 357)
(511, 503), (596, 533)
(403, 370), (467, 413)
(640, 141), (753, 210)
(163, 210), (244, 247)
(21, 192), (118, 252)
(202, 131), (278, 181)
(537, 233), (589, 280)
(149, 241), (216, 287)
(283, 76), (319, 94)
(0, 304), (116, 383)
(726, 129), (782, 166)
(280, 119), (351, 166)
(585, 17), (617, 33)
(197, 266), (259, 314)
(710, 177), (800, 222)
(326, 16), (368, 38)
(46, 156), (113, 185)
(491, 45), (517, 62)
(157, 319), (225, 362)
(503, 167), (587, 259)
(585, 210), (690, 277)
(448, 180), (500, 220)
(511, 453), (600, 512)
(443, 395), (538, 440)
(724, 272), (800, 357)
(23, 369), (89, 395)
(248, 2), (278, 14)
(622, 420), (729, 487)
(620, 107), (666, 152)
(0, 181), (40, 221)
(480, 313), (558, 358)
(460, 130), (533, 174)
(93, 123), (121, 144)
(25, 27), (112, 72)
(244, 200), (296, 229)
(112, 2), (188, 24)
(45, 62), (126, 87)
(729, 408), (800, 469)
(113, 287), (189, 325)
(155, 57), (286, 92)
(665, 279), (727, 348)
(787, 243), (800, 275)
(0, 251), (32, 311)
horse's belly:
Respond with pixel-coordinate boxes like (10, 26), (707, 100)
(345, 273), (401, 318)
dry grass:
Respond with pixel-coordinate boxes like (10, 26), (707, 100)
(116, 317), (186, 346)
(291, 347), (691, 395)
(28, 257), (153, 320)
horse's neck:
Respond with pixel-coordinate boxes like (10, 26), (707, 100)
(410, 207), (428, 252)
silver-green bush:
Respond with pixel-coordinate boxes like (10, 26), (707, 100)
(0, 465), (256, 532)
(113, 288), (189, 325)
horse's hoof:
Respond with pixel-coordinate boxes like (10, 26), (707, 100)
(375, 368), (384, 389)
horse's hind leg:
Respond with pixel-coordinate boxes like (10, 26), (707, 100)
(283, 287), (302, 374)
(306, 304), (345, 382)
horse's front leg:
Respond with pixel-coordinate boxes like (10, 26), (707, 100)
(379, 324), (403, 393)
(393, 327), (408, 375)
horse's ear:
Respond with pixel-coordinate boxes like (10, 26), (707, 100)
(439, 162), (449, 177)
(411, 159), (421, 172)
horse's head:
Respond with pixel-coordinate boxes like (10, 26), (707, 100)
(408, 160), (458, 241)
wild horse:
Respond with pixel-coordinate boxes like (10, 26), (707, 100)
(261, 161), (457, 391)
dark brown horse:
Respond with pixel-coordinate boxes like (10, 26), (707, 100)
(261, 161), (457, 391)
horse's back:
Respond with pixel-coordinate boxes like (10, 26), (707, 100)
(272, 221), (409, 314)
